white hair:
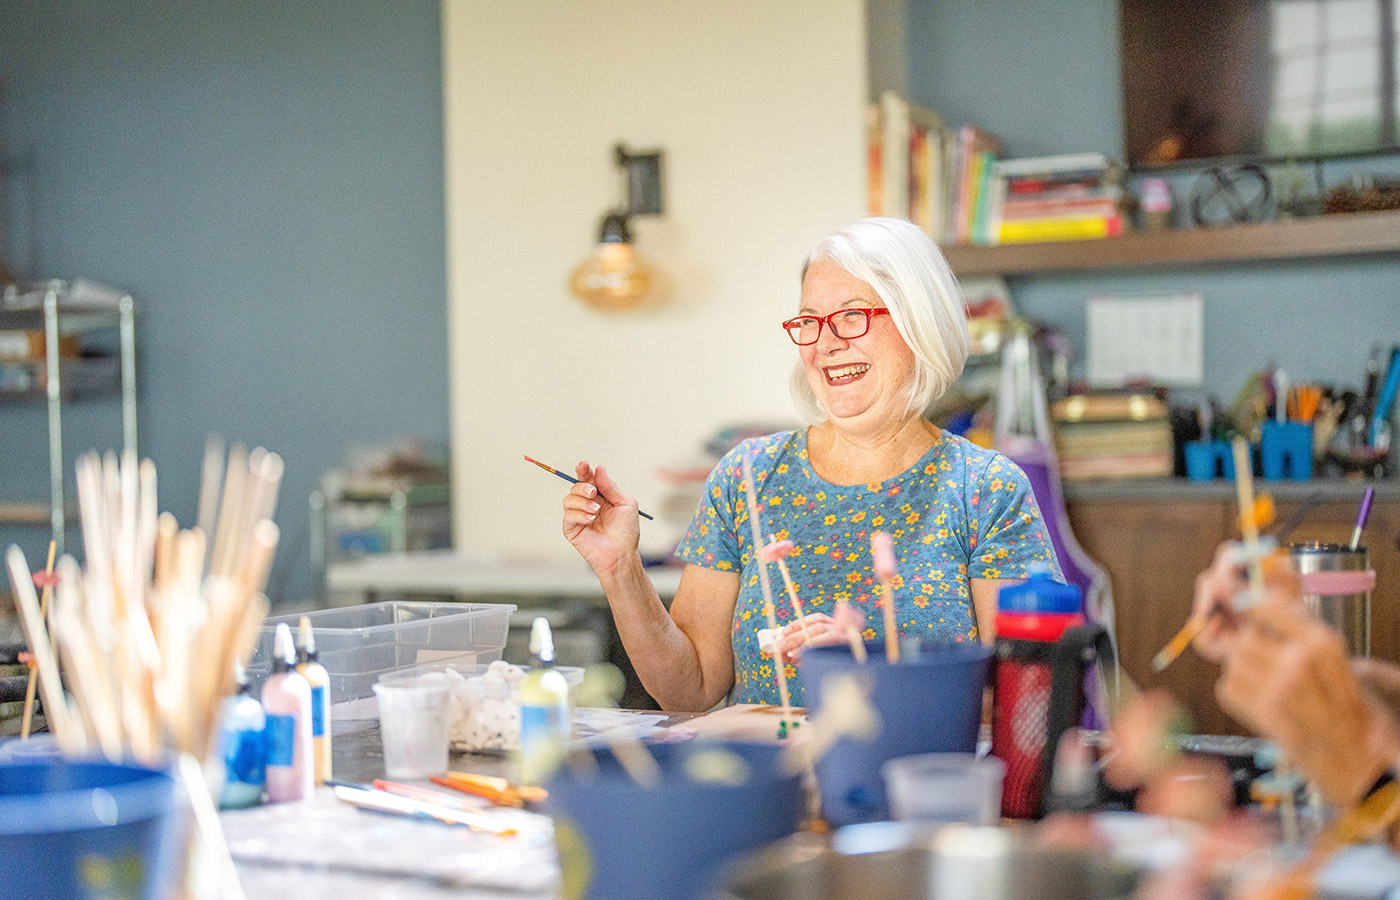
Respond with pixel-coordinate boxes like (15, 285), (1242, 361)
(788, 217), (970, 424)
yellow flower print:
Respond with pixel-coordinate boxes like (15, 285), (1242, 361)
(862, 627), (876, 641)
(815, 545), (829, 555)
(924, 462), (937, 474)
(759, 664), (772, 678)
(776, 529), (790, 541)
(899, 503), (912, 513)
(851, 511), (866, 522)
(777, 464), (789, 474)
(996, 548), (1009, 559)
(824, 514), (837, 525)
(990, 478), (1003, 491)
(983, 567), (1001, 578)
(921, 583), (934, 593)
(834, 591), (851, 602)
(815, 491), (826, 501)
(913, 595), (929, 607)
(792, 495), (807, 506)
(921, 532), (936, 544)
(871, 515), (884, 527)
(768, 497), (782, 506)
(905, 512), (919, 524)
(846, 571), (862, 583)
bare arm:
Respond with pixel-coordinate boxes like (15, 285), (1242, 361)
(970, 578), (1010, 644)
(595, 560), (739, 711)
(561, 461), (738, 711)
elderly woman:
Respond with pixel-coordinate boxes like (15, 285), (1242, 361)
(562, 217), (1061, 711)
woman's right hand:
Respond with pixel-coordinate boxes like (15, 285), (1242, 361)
(561, 461), (642, 576)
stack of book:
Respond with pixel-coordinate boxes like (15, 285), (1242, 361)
(865, 90), (1002, 246)
(990, 153), (1125, 244)
(1050, 392), (1173, 480)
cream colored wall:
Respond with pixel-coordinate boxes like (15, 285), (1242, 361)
(443, 1), (868, 559)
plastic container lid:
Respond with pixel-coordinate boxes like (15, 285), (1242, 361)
(996, 564), (1081, 614)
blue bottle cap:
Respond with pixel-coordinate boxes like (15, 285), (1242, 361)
(996, 563), (1081, 614)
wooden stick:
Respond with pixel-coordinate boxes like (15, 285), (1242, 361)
(7, 546), (77, 750)
(178, 752), (248, 900)
(196, 434), (226, 540)
(763, 538), (814, 647)
(871, 531), (900, 663)
(20, 540), (57, 739)
(740, 452), (795, 731)
(210, 443), (248, 578)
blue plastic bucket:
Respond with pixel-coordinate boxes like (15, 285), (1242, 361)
(0, 758), (183, 900)
(801, 640), (992, 826)
(546, 741), (803, 900)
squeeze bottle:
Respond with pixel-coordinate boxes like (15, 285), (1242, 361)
(218, 660), (266, 809)
(296, 615), (333, 785)
(261, 621), (313, 802)
(518, 617), (570, 786)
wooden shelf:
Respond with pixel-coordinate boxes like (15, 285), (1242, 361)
(942, 209), (1400, 277)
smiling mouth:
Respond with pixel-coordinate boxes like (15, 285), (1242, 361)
(824, 363), (870, 384)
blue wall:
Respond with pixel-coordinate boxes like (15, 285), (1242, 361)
(0, 0), (448, 603)
(907, 0), (1400, 403)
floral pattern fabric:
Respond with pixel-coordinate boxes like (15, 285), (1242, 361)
(675, 429), (1062, 706)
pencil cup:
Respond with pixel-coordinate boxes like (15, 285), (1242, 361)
(801, 641), (993, 826)
(546, 741), (803, 900)
(0, 758), (183, 900)
(1260, 421), (1314, 480)
(374, 672), (450, 779)
(1184, 440), (1236, 480)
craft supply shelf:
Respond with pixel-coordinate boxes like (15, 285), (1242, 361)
(942, 208), (1400, 277)
(0, 281), (137, 551)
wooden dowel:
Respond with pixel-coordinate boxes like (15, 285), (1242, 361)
(7, 546), (77, 750)
(20, 540), (58, 740)
(196, 435), (226, 540)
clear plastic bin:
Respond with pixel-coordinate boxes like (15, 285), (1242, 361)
(245, 601), (515, 721)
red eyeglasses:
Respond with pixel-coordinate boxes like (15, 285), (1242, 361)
(781, 308), (890, 345)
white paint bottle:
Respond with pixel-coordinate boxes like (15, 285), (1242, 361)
(261, 622), (313, 802)
(296, 615), (332, 785)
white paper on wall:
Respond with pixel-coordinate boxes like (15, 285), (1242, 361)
(1087, 293), (1203, 387)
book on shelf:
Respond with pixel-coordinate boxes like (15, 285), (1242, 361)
(1052, 392), (1173, 480)
(953, 125), (1003, 245)
(864, 92), (1008, 247)
(982, 152), (1126, 246)
(998, 215), (1125, 243)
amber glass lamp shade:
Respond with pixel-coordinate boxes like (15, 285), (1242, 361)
(569, 213), (654, 311)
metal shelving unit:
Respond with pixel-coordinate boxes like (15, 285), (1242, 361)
(0, 280), (137, 554)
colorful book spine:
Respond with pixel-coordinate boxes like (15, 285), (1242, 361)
(998, 214), (1124, 244)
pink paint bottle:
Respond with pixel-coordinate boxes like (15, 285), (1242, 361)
(261, 621), (313, 802)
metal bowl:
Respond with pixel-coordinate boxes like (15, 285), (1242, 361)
(715, 822), (1141, 900)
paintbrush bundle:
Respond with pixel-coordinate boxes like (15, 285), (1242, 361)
(6, 440), (281, 764)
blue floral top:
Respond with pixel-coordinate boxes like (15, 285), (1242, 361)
(675, 429), (1062, 706)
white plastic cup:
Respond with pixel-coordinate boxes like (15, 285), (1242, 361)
(373, 673), (450, 779)
(881, 752), (1005, 826)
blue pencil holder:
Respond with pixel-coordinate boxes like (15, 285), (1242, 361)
(546, 741), (803, 900)
(800, 640), (992, 826)
(0, 757), (183, 900)
(1184, 440), (1237, 481)
(1260, 421), (1314, 480)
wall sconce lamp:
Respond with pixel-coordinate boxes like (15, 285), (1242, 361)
(569, 143), (664, 311)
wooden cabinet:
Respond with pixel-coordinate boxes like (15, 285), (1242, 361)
(1065, 485), (1398, 736)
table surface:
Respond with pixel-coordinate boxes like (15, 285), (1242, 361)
(219, 713), (1400, 900)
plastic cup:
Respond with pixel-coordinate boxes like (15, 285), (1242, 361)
(374, 673), (450, 778)
(882, 752), (1005, 825)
